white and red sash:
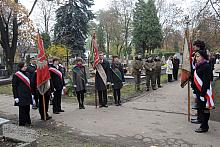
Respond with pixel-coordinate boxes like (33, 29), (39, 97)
(15, 71), (31, 90)
(49, 67), (62, 80)
(194, 70), (214, 109)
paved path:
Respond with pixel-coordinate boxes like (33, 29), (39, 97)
(0, 81), (220, 147)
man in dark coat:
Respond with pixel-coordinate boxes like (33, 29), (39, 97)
(49, 58), (65, 114)
(95, 52), (111, 108)
(32, 72), (52, 120)
(110, 56), (125, 106)
(172, 55), (180, 81)
(12, 62), (32, 126)
(26, 57), (38, 109)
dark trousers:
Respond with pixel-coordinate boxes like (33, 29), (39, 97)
(38, 92), (50, 119)
(200, 109), (210, 130)
(156, 72), (161, 86)
(19, 105), (31, 126)
(113, 89), (121, 104)
(34, 93), (39, 107)
(168, 74), (172, 82)
(134, 74), (141, 91)
(76, 90), (85, 107)
(173, 69), (178, 80)
(98, 90), (107, 106)
(53, 90), (62, 112)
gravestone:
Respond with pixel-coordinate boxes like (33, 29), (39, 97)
(0, 118), (9, 135)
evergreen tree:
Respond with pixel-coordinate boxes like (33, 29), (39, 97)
(133, 0), (147, 56)
(145, 0), (162, 53)
(54, 0), (94, 57)
(96, 23), (106, 53)
(41, 33), (51, 49)
(133, 0), (162, 55)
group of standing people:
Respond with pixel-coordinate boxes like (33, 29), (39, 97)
(132, 54), (180, 91)
(73, 52), (125, 108)
(12, 57), (66, 126)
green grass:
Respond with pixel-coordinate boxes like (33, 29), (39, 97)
(0, 84), (12, 95)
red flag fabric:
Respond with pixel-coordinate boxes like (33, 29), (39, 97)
(92, 33), (100, 68)
(180, 38), (191, 88)
(36, 34), (50, 95)
(189, 40), (193, 65)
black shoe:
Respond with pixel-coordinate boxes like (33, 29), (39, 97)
(47, 116), (52, 120)
(146, 88), (149, 91)
(19, 123), (25, 126)
(153, 88), (157, 90)
(82, 105), (85, 109)
(59, 109), (64, 112)
(103, 105), (108, 108)
(115, 103), (119, 106)
(99, 105), (103, 108)
(32, 106), (38, 109)
(195, 128), (208, 133)
(53, 111), (60, 114)
(158, 85), (162, 88)
(191, 119), (201, 124)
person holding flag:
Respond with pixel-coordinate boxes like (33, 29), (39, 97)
(72, 57), (88, 109)
(12, 62), (33, 126)
(110, 55), (125, 106)
(193, 50), (214, 133)
(35, 33), (52, 120)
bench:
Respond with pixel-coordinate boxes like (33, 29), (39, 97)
(0, 118), (10, 135)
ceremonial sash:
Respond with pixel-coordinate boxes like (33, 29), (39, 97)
(194, 70), (214, 109)
(49, 67), (62, 80)
(72, 66), (85, 81)
(15, 71), (31, 90)
(111, 67), (122, 82)
(96, 63), (107, 85)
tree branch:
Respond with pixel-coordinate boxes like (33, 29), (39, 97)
(28, 0), (38, 17)
(210, 0), (220, 18)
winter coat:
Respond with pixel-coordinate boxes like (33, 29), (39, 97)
(172, 58), (180, 71)
(49, 65), (65, 91)
(12, 71), (32, 106)
(95, 59), (111, 91)
(144, 61), (156, 75)
(155, 60), (162, 73)
(110, 62), (125, 89)
(166, 59), (173, 74)
(72, 65), (87, 92)
(132, 59), (143, 75)
(26, 64), (36, 89)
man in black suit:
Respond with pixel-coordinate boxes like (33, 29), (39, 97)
(26, 57), (38, 109)
(49, 58), (65, 114)
(95, 52), (111, 108)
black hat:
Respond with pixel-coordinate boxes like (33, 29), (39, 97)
(193, 40), (205, 50)
(196, 50), (209, 60)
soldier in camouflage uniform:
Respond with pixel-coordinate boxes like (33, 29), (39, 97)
(132, 55), (143, 91)
(155, 56), (162, 88)
(144, 56), (156, 91)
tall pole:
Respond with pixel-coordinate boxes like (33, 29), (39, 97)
(185, 16), (191, 122)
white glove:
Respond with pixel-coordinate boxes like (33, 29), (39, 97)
(15, 98), (19, 103)
(122, 82), (125, 85)
(107, 82), (111, 85)
(54, 88), (56, 92)
(139, 69), (142, 71)
(63, 86), (66, 90)
(32, 95), (36, 105)
(51, 93), (54, 98)
(150, 68), (152, 71)
(73, 85), (77, 88)
(111, 83), (114, 86)
(86, 83), (89, 86)
(192, 93), (197, 99)
(200, 96), (205, 101)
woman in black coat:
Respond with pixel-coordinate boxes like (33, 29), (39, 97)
(72, 57), (88, 109)
(193, 50), (214, 133)
(110, 56), (125, 106)
(12, 62), (33, 126)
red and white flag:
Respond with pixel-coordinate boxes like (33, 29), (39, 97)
(92, 32), (107, 86)
(36, 34), (50, 95)
(180, 38), (191, 88)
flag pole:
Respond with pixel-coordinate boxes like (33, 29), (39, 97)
(185, 16), (191, 122)
(42, 94), (47, 121)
